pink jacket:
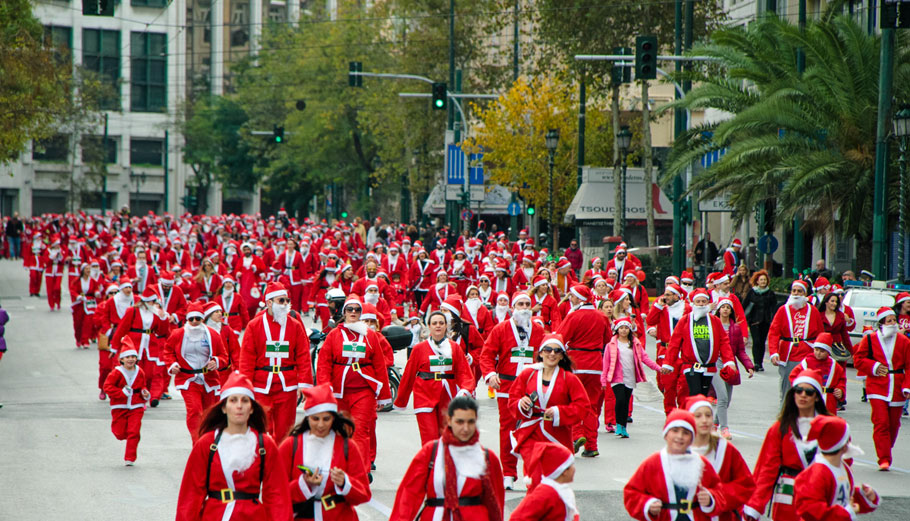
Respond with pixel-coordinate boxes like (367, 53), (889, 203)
(600, 335), (661, 386)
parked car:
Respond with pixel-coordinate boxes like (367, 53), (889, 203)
(842, 280), (910, 344)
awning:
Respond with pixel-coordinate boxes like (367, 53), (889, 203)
(422, 183), (512, 215)
(565, 166), (674, 223)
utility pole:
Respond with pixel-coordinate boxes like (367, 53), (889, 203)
(671, 0), (688, 275)
(872, 28), (895, 278)
(792, 0), (807, 276)
(576, 68), (585, 242)
(101, 113), (108, 214)
(446, 0), (456, 230)
(510, 0), (521, 241)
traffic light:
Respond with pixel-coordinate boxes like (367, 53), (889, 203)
(635, 36), (658, 80)
(349, 61), (363, 87)
(527, 204), (536, 216)
(431, 82), (447, 110)
(611, 47), (632, 85)
(182, 194), (198, 211)
(83, 0), (114, 16)
(341, 211), (348, 219)
(273, 125), (284, 144)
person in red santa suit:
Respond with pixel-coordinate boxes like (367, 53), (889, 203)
(490, 260), (516, 296)
(601, 316), (661, 438)
(175, 371), (292, 521)
(239, 282), (313, 444)
(194, 256), (222, 303)
(710, 273), (749, 341)
(768, 279), (825, 402)
(234, 241), (266, 318)
(789, 333), (846, 415)
(389, 395), (504, 521)
(664, 288), (736, 398)
(111, 287), (172, 406)
(894, 291), (910, 332)
(408, 249), (436, 311)
(164, 302), (229, 444)
(852, 306), (910, 470)
(479, 292), (545, 489)
(722, 238), (743, 276)
(395, 311), (475, 445)
(279, 383), (372, 521)
(167, 238), (194, 273)
(202, 301), (242, 385)
(24, 240), (44, 297)
(512, 256), (537, 292)
(648, 284), (691, 414)
(157, 270), (188, 326)
(41, 235), (65, 310)
(179, 270), (201, 302)
(476, 272), (494, 307)
(464, 285), (495, 339)
(127, 247), (158, 294)
(623, 409), (725, 521)
(317, 295), (391, 475)
(430, 238), (452, 268)
(605, 245), (639, 283)
(447, 249), (476, 297)
(70, 262), (102, 348)
(441, 296), (486, 383)
(793, 416), (880, 521)
(382, 241), (409, 284)
(623, 270), (651, 324)
(362, 282), (392, 325)
(743, 369), (831, 521)
(510, 333), (589, 479)
(214, 276), (250, 332)
(419, 270), (456, 316)
(273, 238), (306, 312)
(333, 263), (356, 295)
(530, 276), (562, 332)
(103, 337), (150, 466)
(95, 284), (121, 399)
(490, 291), (511, 326)
(510, 442), (579, 521)
(687, 396), (755, 521)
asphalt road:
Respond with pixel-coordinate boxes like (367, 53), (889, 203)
(0, 260), (908, 520)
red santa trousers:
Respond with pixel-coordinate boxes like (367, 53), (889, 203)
(300, 282), (313, 313)
(416, 407), (448, 446)
(98, 351), (114, 391)
(111, 408), (144, 462)
(45, 275), (62, 310)
(315, 304), (331, 330)
(496, 396), (519, 478)
(181, 383), (220, 444)
(338, 389), (378, 470)
(256, 389), (297, 444)
(72, 307), (93, 346)
(288, 284), (304, 313)
(571, 373), (604, 452)
(870, 400), (903, 465)
(28, 270), (42, 295)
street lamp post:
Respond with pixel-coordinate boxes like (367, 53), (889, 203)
(616, 125), (633, 237)
(894, 107), (910, 281)
(546, 129), (560, 254)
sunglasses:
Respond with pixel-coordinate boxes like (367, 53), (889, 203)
(273, 298), (290, 305)
(344, 307), (362, 314)
(540, 346), (562, 354)
(187, 316), (203, 323)
(793, 386), (817, 397)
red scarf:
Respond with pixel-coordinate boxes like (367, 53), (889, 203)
(440, 427), (502, 521)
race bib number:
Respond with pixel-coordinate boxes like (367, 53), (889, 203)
(266, 340), (290, 359)
(429, 355), (453, 373)
(772, 475), (795, 505)
(510, 345), (533, 364)
(342, 341), (366, 359)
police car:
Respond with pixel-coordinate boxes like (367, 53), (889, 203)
(842, 280), (910, 343)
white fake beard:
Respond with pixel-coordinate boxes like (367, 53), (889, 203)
(881, 324), (898, 339)
(691, 305), (709, 320)
(389, 253), (399, 264)
(344, 321), (369, 336)
(136, 260), (146, 268)
(223, 288), (234, 297)
(364, 293), (379, 305)
(667, 453), (704, 490)
(185, 323), (206, 341)
(325, 273), (336, 284)
(220, 430), (257, 474)
(495, 305), (509, 320)
(523, 267), (534, 279)
(465, 298), (482, 318)
(271, 303), (290, 325)
(90, 268), (100, 278)
(206, 318), (222, 332)
(843, 443), (865, 460)
(513, 309), (532, 327)
(448, 443), (487, 479)
(787, 295), (808, 309)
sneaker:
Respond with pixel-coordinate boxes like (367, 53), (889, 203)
(98, 391), (107, 400)
(371, 462), (376, 471)
(879, 462), (891, 471)
(368, 473), (373, 483)
(150, 399), (159, 408)
(605, 423), (615, 434)
(903, 409), (909, 417)
(626, 416), (633, 424)
(619, 426), (629, 439)
(573, 437), (586, 454)
(161, 392), (172, 400)
(755, 365), (764, 372)
(124, 460), (135, 467)
(581, 449), (599, 457)
(721, 428), (733, 440)
(838, 404), (846, 412)
(503, 476), (515, 490)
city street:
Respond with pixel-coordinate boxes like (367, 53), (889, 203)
(0, 260), (909, 520)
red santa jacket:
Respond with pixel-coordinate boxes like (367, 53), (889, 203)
(768, 304), (825, 363)
(647, 301), (691, 346)
(233, 254), (266, 303)
(69, 276), (102, 315)
(103, 365), (148, 410)
(239, 313), (313, 395)
(665, 313), (735, 376)
(176, 429), (291, 521)
(111, 306), (171, 363)
(465, 303), (495, 339)
(623, 449), (725, 521)
(723, 248), (741, 275)
(793, 459), (879, 521)
(162, 326), (228, 392)
(557, 305), (612, 372)
(510, 479), (578, 521)
(273, 250), (306, 285)
(479, 318), (545, 398)
(214, 291), (250, 332)
(852, 331), (910, 403)
(531, 292), (562, 332)
(419, 283), (457, 314)
(211, 322), (241, 380)
(605, 257), (639, 282)
(382, 253), (409, 286)
(791, 356), (847, 414)
(509, 365), (589, 454)
(490, 276), (516, 297)
(429, 247), (452, 269)
(820, 311), (853, 351)
(316, 323), (391, 405)
(195, 273), (222, 302)
(700, 438), (756, 521)
(126, 263), (158, 293)
(167, 248), (195, 272)
(394, 338), (474, 411)
(158, 283), (188, 324)
(388, 437), (505, 521)
(40, 249), (66, 277)
(278, 431), (371, 521)
(408, 258), (437, 292)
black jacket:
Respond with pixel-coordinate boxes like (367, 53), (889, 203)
(743, 288), (778, 325)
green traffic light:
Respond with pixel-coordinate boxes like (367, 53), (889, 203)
(527, 207), (536, 216)
(275, 136), (282, 143)
(434, 100), (444, 108)
(341, 211), (348, 218)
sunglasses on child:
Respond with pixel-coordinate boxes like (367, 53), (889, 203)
(793, 386), (817, 397)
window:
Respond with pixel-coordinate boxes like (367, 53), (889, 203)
(132, 0), (168, 7)
(33, 134), (70, 161)
(130, 139), (163, 166)
(131, 32), (167, 112)
(81, 136), (117, 164)
(44, 25), (72, 63)
(82, 29), (120, 110)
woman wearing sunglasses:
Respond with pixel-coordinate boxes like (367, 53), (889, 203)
(509, 333), (589, 488)
(743, 369), (830, 521)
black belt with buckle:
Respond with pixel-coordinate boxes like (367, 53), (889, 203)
(293, 494), (346, 517)
(180, 367), (209, 374)
(499, 374), (516, 381)
(424, 496), (483, 507)
(207, 489), (259, 502)
(130, 327), (153, 335)
(663, 498), (694, 514)
(781, 337), (810, 342)
(569, 346), (605, 353)
(218, 364), (232, 372)
(256, 365), (295, 373)
(418, 371), (454, 381)
(889, 369), (905, 374)
(824, 387), (835, 393)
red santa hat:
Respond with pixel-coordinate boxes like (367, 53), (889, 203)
(590, 256), (602, 266)
(118, 280), (133, 290)
(807, 415), (851, 454)
(662, 409), (696, 438)
(680, 271), (695, 284)
(791, 368), (824, 397)
(454, 249), (466, 257)
(876, 306), (895, 323)
(105, 284), (119, 295)
(689, 288), (711, 302)
(521, 255), (535, 265)
(569, 284), (592, 303)
(713, 272), (730, 285)
(301, 383), (338, 417)
(532, 275), (548, 288)
(540, 333), (566, 352)
(343, 294), (363, 310)
(264, 282), (288, 301)
(604, 278), (616, 291)
(204, 301), (222, 319)
(441, 296), (464, 318)
(525, 238), (535, 247)
(714, 297), (738, 318)
(519, 228), (528, 237)
(524, 441), (574, 487)
(389, 242), (400, 252)
(361, 303), (379, 323)
(665, 275), (680, 286)
(494, 260), (510, 273)
(731, 238), (742, 248)
(496, 292), (511, 304)
(479, 272), (492, 282)
(220, 371), (256, 401)
(812, 332), (835, 355)
(118, 336), (139, 359)
(140, 286), (159, 302)
(665, 283), (687, 300)
(186, 301), (206, 321)
(612, 316), (636, 332)
(437, 238), (447, 247)
(511, 292), (531, 307)
(556, 258), (572, 271)
(221, 274), (236, 285)
(614, 244), (626, 254)
(158, 271), (175, 285)
(685, 394), (714, 415)
(610, 288), (630, 304)
(791, 279), (810, 293)
(896, 292), (910, 305)
(814, 277), (830, 290)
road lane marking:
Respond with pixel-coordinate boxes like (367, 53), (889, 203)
(365, 498), (392, 516)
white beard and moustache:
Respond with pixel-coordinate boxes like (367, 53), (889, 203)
(691, 305), (710, 320)
(682, 284), (694, 294)
(787, 295), (808, 309)
(495, 304), (509, 321)
(114, 292), (132, 315)
(206, 318), (222, 332)
(436, 282), (447, 291)
(364, 293), (379, 305)
(185, 322), (207, 340)
(513, 308), (532, 327)
(667, 453), (704, 490)
(881, 324), (899, 338)
(90, 268), (100, 278)
(326, 273), (336, 284)
(344, 321), (369, 336)
(465, 298), (482, 319)
(223, 287), (234, 297)
(271, 303), (290, 325)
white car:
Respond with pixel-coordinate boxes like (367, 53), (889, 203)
(842, 280), (905, 344)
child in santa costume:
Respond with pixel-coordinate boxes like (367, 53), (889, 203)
(110, 287), (171, 406)
(175, 371), (292, 521)
(601, 316), (661, 439)
(713, 296), (754, 440)
(743, 369), (831, 521)
(316, 294), (391, 475)
(102, 337), (150, 465)
(793, 416), (880, 521)
(623, 409), (725, 521)
(767, 279), (825, 402)
(395, 310), (475, 445)
(687, 395), (755, 521)
(789, 333), (846, 415)
(389, 395), (505, 521)
(479, 292), (545, 489)
(239, 282), (313, 444)
(164, 301), (229, 444)
(509, 442), (579, 521)
(202, 301), (242, 385)
(510, 333), (589, 482)
(851, 306), (910, 470)
(279, 383), (372, 521)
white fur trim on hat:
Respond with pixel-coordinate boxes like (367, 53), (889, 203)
(687, 399), (714, 415)
(220, 386), (255, 401)
(877, 308), (896, 322)
(813, 339), (833, 355)
(511, 293), (531, 307)
(541, 338), (567, 352)
(546, 454), (575, 481)
(714, 274), (730, 284)
(186, 310), (204, 320)
(265, 288), (288, 301)
(570, 287), (587, 301)
(304, 402), (338, 417)
(118, 349), (139, 359)
(533, 278), (548, 288)
(441, 301), (461, 317)
(821, 424), (852, 454)
(662, 419), (695, 437)
(792, 374), (824, 397)
(361, 311), (377, 321)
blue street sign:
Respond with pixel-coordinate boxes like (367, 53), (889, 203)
(447, 145), (484, 185)
(757, 234), (779, 255)
(468, 153), (484, 185)
(507, 201), (521, 216)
